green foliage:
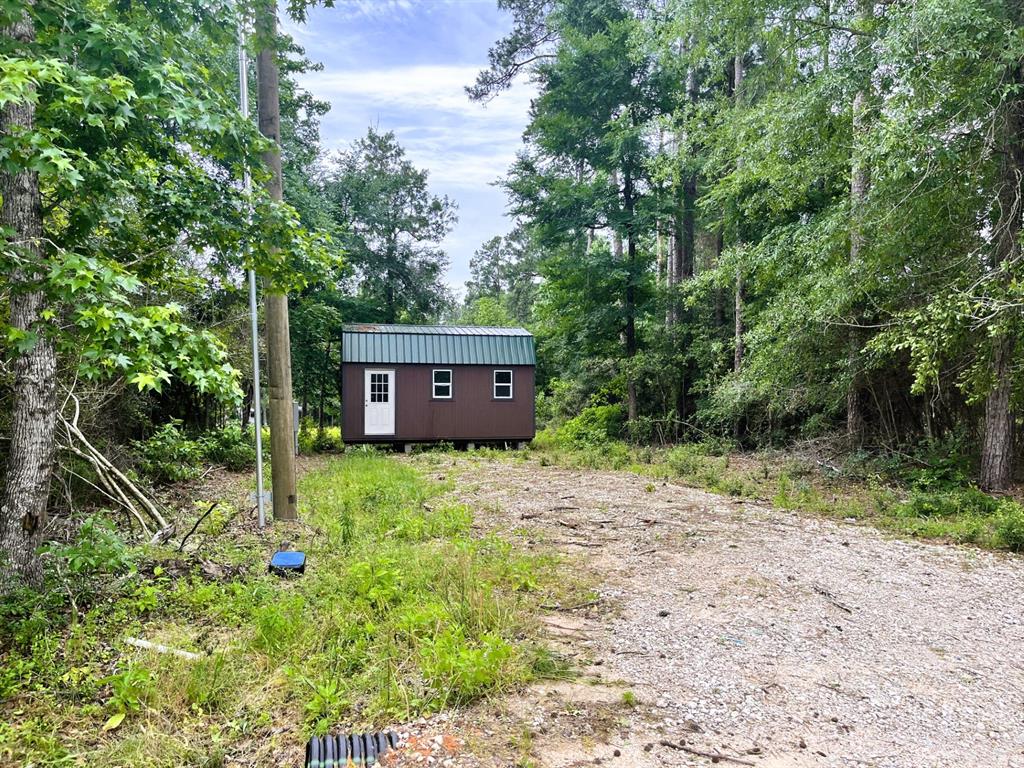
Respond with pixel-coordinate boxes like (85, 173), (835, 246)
(297, 421), (342, 458)
(326, 128), (456, 323)
(133, 421), (205, 483)
(200, 424), (256, 471)
(461, 227), (540, 326)
(43, 516), (135, 576)
(0, 0), (340, 413)
(995, 503), (1024, 552)
(460, 295), (517, 327)
(104, 664), (155, 715)
(558, 404), (626, 445)
(134, 421), (265, 480)
(419, 629), (518, 707)
(470, 0), (1024, 488)
(896, 488), (999, 520)
(300, 674), (348, 732)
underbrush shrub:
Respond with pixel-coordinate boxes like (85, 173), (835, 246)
(624, 415), (660, 444)
(558, 404), (625, 445)
(133, 420), (204, 483)
(666, 444), (704, 476)
(3, 451), (575, 757)
(201, 424), (256, 471)
(312, 427), (343, 453)
(43, 515), (136, 577)
(995, 501), (1024, 552)
(135, 420), (263, 480)
(865, 433), (973, 489)
(298, 417), (316, 454)
(299, 418), (343, 454)
(897, 487), (999, 519)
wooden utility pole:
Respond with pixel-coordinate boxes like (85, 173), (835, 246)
(255, 0), (297, 520)
(0, 0), (57, 590)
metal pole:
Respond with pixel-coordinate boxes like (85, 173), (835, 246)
(239, 23), (266, 529)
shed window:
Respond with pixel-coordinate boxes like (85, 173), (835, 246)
(493, 370), (513, 399)
(369, 372), (389, 403)
(432, 369), (452, 399)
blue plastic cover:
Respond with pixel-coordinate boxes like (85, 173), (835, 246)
(270, 551), (306, 569)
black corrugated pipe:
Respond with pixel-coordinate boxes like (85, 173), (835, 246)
(304, 732), (399, 767)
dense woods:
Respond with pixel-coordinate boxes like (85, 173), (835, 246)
(1, 0), (1024, 587)
(467, 0), (1024, 489)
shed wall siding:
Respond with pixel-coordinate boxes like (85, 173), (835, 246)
(342, 364), (535, 442)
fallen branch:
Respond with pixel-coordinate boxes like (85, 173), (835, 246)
(150, 525), (175, 545)
(62, 441), (152, 537)
(658, 740), (755, 766)
(540, 598), (600, 611)
(178, 502), (219, 552)
(59, 391), (170, 535)
(813, 583), (854, 614)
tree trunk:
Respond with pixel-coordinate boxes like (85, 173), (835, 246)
(656, 129), (667, 294)
(733, 268), (744, 373)
(657, 224), (666, 291)
(713, 227), (726, 333)
(384, 268), (396, 324)
(980, 47), (1024, 490)
(319, 339), (330, 430)
(981, 336), (1015, 491)
(623, 170), (638, 423)
(256, 1), (297, 520)
(241, 379), (253, 429)
(0, 0), (57, 591)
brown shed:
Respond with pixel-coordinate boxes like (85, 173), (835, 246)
(341, 324), (536, 446)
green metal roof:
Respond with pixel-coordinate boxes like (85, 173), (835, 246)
(342, 324), (535, 366)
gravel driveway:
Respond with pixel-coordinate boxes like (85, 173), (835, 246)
(410, 455), (1024, 768)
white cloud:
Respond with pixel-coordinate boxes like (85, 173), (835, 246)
(302, 64), (533, 125)
(304, 64), (533, 189)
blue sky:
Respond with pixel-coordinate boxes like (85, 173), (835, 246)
(282, 0), (536, 297)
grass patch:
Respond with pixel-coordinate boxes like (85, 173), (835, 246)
(0, 453), (565, 767)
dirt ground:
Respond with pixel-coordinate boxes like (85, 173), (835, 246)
(388, 454), (1024, 768)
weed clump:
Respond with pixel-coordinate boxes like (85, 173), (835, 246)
(134, 420), (259, 482)
(995, 502), (1024, 552)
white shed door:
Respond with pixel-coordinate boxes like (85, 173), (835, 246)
(364, 369), (395, 435)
